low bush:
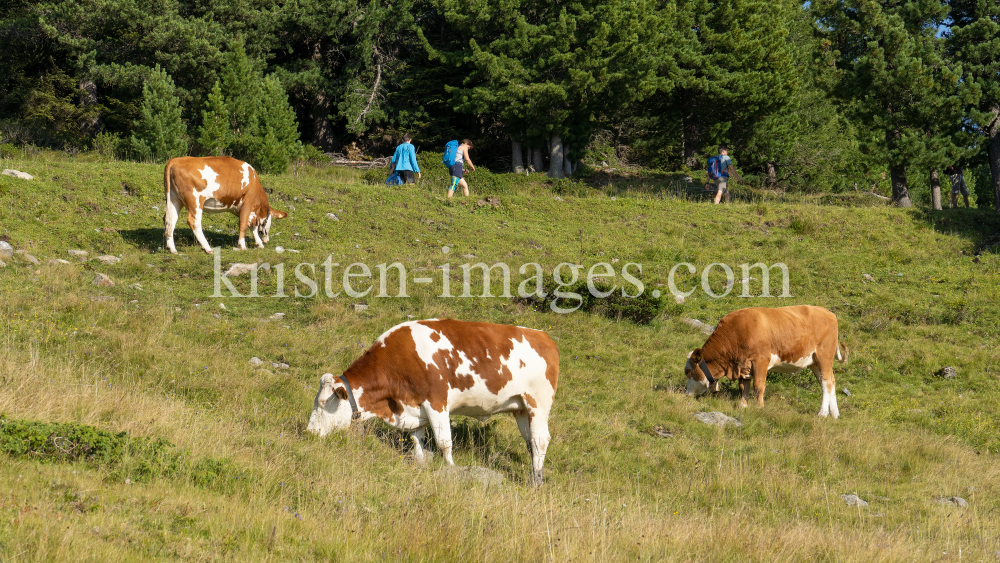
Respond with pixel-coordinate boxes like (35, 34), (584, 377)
(516, 279), (666, 325)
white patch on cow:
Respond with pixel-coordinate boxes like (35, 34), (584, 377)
(767, 351), (815, 374)
(241, 162), (253, 190)
(409, 322), (455, 369)
(195, 166), (221, 201)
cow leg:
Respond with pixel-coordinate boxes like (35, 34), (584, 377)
(426, 409), (454, 465)
(409, 427), (433, 464)
(164, 191), (182, 254)
(751, 358), (768, 407)
(811, 362), (840, 419)
(187, 207), (214, 254)
(739, 377), (753, 408)
(515, 406), (550, 487)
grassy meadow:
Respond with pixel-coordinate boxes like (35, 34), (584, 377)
(2, 150), (1000, 561)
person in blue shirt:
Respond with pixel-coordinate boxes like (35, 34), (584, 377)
(391, 134), (421, 184)
(711, 146), (741, 204)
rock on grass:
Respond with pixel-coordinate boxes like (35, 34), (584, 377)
(842, 494), (868, 507)
(93, 273), (114, 287)
(693, 412), (741, 427)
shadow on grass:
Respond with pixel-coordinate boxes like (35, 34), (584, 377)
(915, 207), (1000, 254)
(118, 228), (241, 253)
(363, 415), (530, 484)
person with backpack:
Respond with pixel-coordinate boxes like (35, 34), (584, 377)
(706, 146), (741, 204)
(391, 133), (421, 185)
(947, 165), (969, 208)
(444, 139), (475, 198)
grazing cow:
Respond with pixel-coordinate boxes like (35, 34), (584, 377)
(163, 156), (287, 254)
(685, 305), (847, 418)
(307, 319), (559, 486)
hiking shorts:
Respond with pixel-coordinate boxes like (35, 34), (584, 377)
(951, 180), (969, 196)
(449, 163), (464, 179)
(399, 170), (415, 184)
(714, 179), (728, 193)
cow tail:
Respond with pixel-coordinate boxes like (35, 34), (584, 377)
(836, 341), (849, 364)
(163, 158), (174, 214)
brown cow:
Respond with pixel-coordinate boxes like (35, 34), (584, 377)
(685, 305), (847, 418)
(163, 156), (286, 254)
(306, 319), (559, 486)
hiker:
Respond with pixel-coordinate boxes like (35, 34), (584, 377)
(947, 165), (969, 208)
(707, 146), (741, 204)
(391, 133), (421, 184)
(445, 139), (475, 198)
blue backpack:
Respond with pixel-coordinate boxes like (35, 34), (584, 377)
(443, 140), (460, 166)
(385, 171), (403, 186)
(707, 155), (726, 180)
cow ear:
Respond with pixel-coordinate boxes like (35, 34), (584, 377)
(335, 387), (348, 401)
(691, 348), (702, 362)
(270, 209), (287, 219)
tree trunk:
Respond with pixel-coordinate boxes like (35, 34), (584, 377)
(532, 146), (545, 173)
(930, 169), (942, 210)
(79, 78), (102, 136)
(889, 163), (912, 207)
(563, 146), (573, 177)
(766, 162), (777, 186)
(512, 139), (524, 173)
(988, 105), (1000, 212)
(311, 43), (334, 150)
(682, 93), (701, 169)
(549, 134), (564, 178)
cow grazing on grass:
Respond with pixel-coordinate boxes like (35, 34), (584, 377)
(685, 305), (848, 418)
(306, 319), (559, 486)
(163, 156), (287, 254)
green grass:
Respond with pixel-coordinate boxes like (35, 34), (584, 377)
(2, 149), (1000, 561)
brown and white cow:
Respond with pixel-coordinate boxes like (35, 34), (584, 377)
(163, 156), (287, 254)
(306, 319), (559, 486)
(684, 305), (848, 418)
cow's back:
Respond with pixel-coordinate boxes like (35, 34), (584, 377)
(715, 305), (838, 357)
(166, 156), (263, 207)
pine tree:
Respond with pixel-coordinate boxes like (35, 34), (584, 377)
(946, 1), (1000, 212)
(815, 0), (977, 207)
(420, 0), (668, 177)
(220, 37), (263, 158)
(255, 74), (302, 174)
(198, 80), (230, 156)
(131, 65), (187, 163)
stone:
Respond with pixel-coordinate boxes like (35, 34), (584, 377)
(213, 313), (222, 319)
(22, 253), (40, 266)
(934, 496), (968, 508)
(224, 263), (256, 277)
(90, 295), (114, 303)
(93, 273), (114, 287)
(129, 283), (142, 290)
(249, 357), (264, 367)
(862, 273), (875, 283)
(682, 318), (715, 335)
(652, 426), (673, 439)
(326, 212), (339, 221)
(0, 241), (12, 260)
(275, 246), (285, 253)
(96, 255), (121, 265)
(219, 303), (226, 310)
(354, 303), (369, 313)
(693, 411), (742, 427)
(435, 465), (504, 487)
(2, 169), (33, 180)
(841, 494), (868, 507)
(937, 366), (957, 379)
(269, 312), (285, 320)
(842, 388), (852, 397)
(48, 259), (71, 265)
(674, 294), (685, 305)
(272, 362), (290, 370)
(68, 249), (88, 258)
(0, 259), (5, 268)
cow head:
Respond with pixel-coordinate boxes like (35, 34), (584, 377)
(257, 207), (287, 245)
(685, 348), (720, 396)
(306, 373), (353, 436)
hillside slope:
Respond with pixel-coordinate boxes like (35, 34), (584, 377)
(2, 152), (1000, 562)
